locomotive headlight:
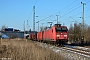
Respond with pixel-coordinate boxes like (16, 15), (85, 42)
(64, 35), (67, 37)
(56, 35), (60, 37)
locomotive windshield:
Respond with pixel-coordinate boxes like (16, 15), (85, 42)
(56, 28), (67, 32)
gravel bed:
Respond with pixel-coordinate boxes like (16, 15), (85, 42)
(36, 42), (90, 60)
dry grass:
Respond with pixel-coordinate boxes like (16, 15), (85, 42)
(0, 39), (63, 60)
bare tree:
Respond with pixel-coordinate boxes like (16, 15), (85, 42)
(84, 25), (90, 42)
(69, 23), (82, 43)
(69, 22), (90, 44)
(68, 24), (74, 43)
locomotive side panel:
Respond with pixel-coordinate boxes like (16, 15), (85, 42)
(43, 28), (54, 41)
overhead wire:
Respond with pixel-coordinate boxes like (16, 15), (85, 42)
(85, 0), (90, 3)
(38, 0), (78, 22)
(43, 0), (90, 26)
(56, 0), (80, 24)
(71, 8), (90, 18)
(39, 15), (53, 22)
(49, 0), (77, 17)
(38, 0), (78, 23)
(34, 0), (38, 6)
(59, 0), (87, 15)
(52, 0), (78, 17)
(62, 0), (90, 25)
(60, 0), (77, 12)
(61, 3), (82, 18)
(35, 0), (90, 25)
(59, 0), (90, 19)
(61, 0), (90, 18)
(28, 0), (38, 20)
(28, 10), (33, 20)
(62, 5), (82, 18)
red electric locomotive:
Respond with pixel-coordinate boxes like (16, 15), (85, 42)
(43, 24), (68, 45)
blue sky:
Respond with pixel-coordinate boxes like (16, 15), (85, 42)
(0, 0), (90, 31)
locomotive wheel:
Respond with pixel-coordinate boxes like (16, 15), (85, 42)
(56, 40), (64, 46)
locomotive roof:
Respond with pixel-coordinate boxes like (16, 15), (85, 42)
(54, 24), (61, 26)
(53, 24), (67, 27)
(43, 24), (67, 31)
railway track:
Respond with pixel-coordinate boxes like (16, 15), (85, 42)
(35, 41), (90, 60)
(45, 42), (90, 57)
(62, 45), (90, 58)
(29, 39), (90, 59)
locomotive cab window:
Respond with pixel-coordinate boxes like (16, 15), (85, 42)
(56, 28), (62, 32)
(56, 28), (67, 32)
(62, 28), (67, 32)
